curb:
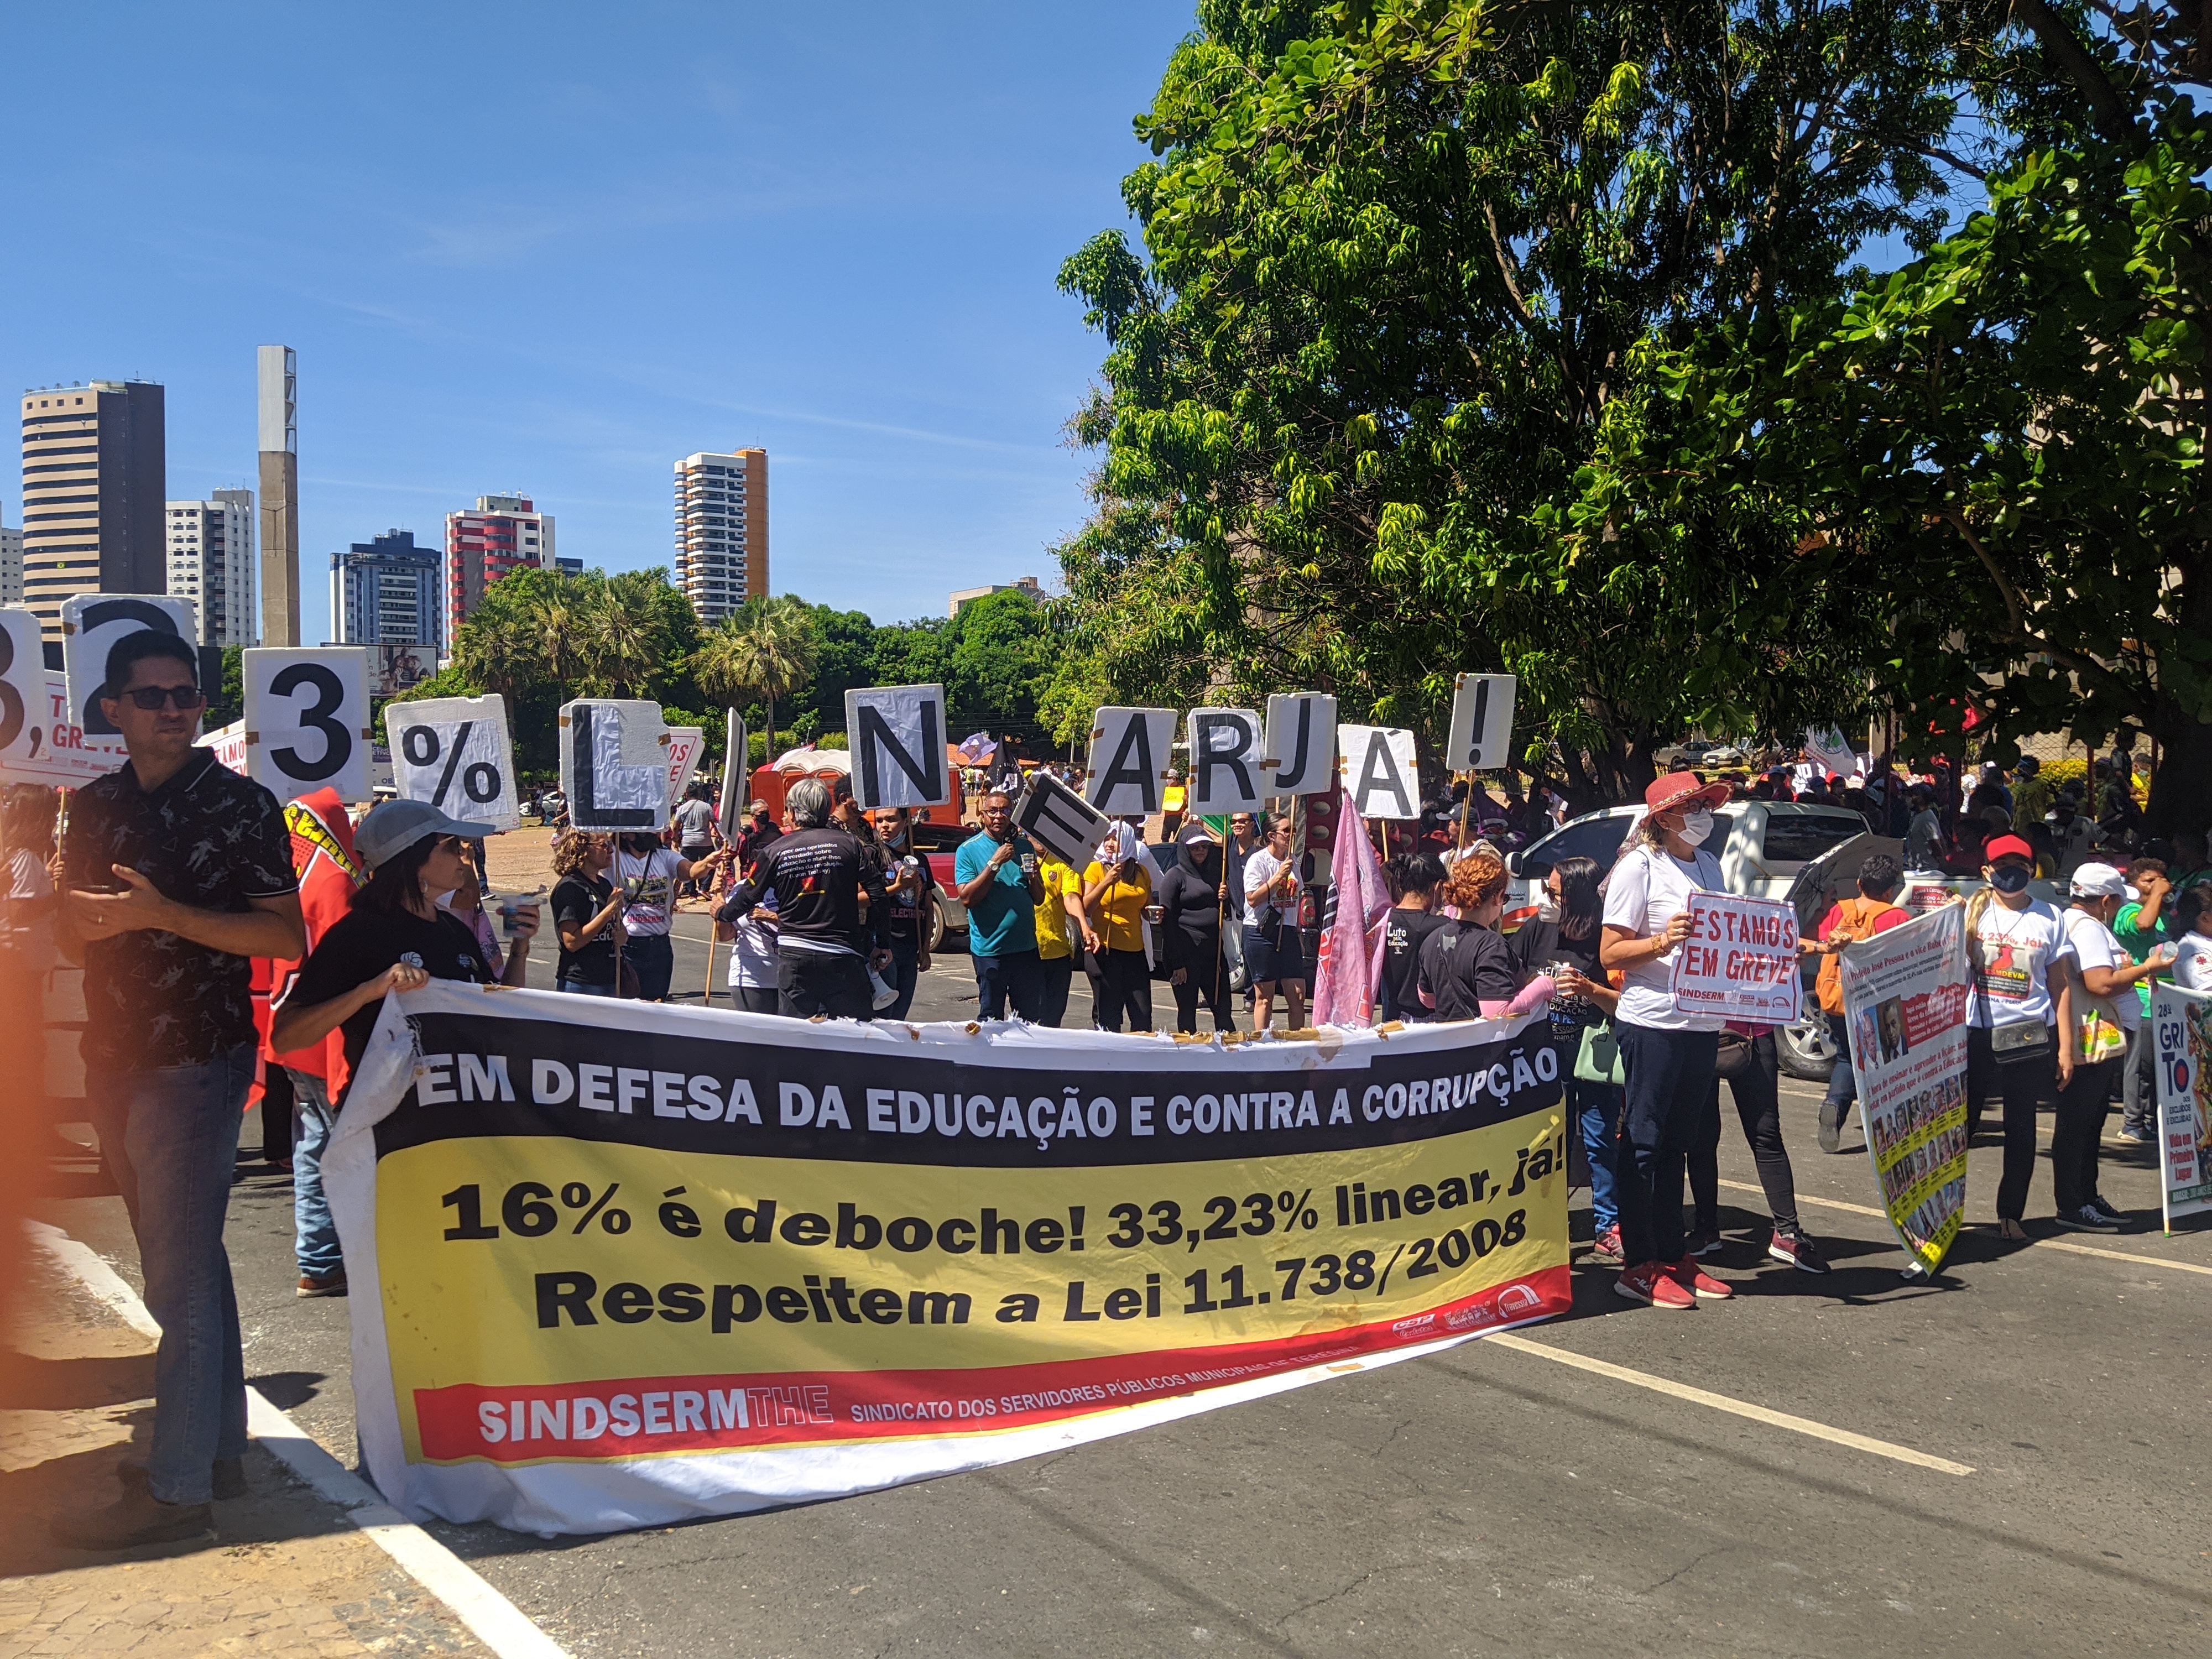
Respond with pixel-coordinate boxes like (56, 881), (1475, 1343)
(25, 1219), (568, 1659)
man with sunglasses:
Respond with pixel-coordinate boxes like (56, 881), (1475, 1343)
(54, 632), (305, 1549)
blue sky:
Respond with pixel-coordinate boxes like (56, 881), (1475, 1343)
(1, 2), (1197, 638)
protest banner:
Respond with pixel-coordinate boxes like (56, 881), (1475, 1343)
(845, 685), (952, 811)
(199, 718), (248, 776)
(1337, 726), (1420, 822)
(243, 646), (374, 805)
(2150, 983), (2212, 1232)
(1446, 674), (1516, 771)
(665, 727), (705, 806)
(324, 984), (1571, 1535)
(1263, 692), (1336, 797)
(1838, 905), (1971, 1275)
(1084, 707), (1177, 816)
(1669, 891), (1803, 1024)
(61, 594), (196, 742)
(1186, 708), (1264, 815)
(560, 700), (672, 832)
(387, 696), (522, 831)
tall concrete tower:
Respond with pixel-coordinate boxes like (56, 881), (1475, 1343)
(257, 345), (300, 646)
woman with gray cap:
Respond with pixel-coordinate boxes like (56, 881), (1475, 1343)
(273, 800), (538, 1101)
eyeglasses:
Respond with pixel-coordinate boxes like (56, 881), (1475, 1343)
(428, 833), (466, 854)
(119, 685), (207, 712)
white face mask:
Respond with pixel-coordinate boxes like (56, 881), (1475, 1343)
(1537, 893), (1561, 922)
(1678, 808), (1715, 847)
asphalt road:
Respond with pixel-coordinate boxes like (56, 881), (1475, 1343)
(35, 911), (2212, 1657)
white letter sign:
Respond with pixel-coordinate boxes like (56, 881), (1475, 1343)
(845, 684), (952, 810)
(665, 727), (705, 807)
(385, 695), (521, 831)
(561, 699), (671, 832)
(1264, 692), (1337, 797)
(61, 593), (196, 741)
(1338, 725), (1421, 821)
(1186, 707), (1264, 815)
(1014, 771), (1113, 869)
(1084, 707), (1177, 817)
(1447, 673), (1517, 771)
(718, 709), (748, 825)
(0, 610), (49, 783)
(244, 646), (373, 805)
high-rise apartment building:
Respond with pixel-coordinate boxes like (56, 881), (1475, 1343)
(446, 493), (551, 637)
(674, 448), (767, 623)
(0, 519), (21, 606)
(332, 530), (444, 651)
(165, 488), (257, 646)
(17, 380), (166, 639)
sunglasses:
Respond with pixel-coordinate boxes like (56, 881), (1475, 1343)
(119, 685), (207, 712)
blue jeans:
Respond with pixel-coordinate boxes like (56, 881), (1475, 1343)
(559, 977), (618, 997)
(624, 932), (674, 1000)
(1823, 1012), (1857, 1111)
(973, 948), (1044, 1021)
(1570, 1074), (1624, 1234)
(91, 1044), (256, 1505)
(882, 941), (920, 1023)
(286, 1068), (341, 1280)
(1614, 1024), (1719, 1269)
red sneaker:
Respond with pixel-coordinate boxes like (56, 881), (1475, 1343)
(1615, 1262), (1696, 1310)
(1666, 1259), (1733, 1300)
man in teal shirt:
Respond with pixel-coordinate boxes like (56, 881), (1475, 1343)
(954, 790), (1045, 1020)
(2114, 858), (2172, 1142)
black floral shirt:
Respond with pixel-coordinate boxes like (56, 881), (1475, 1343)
(62, 750), (298, 1072)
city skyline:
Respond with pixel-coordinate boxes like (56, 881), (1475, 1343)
(0, 6), (1195, 642)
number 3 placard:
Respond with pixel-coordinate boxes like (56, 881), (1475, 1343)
(243, 647), (373, 805)
(384, 695), (521, 831)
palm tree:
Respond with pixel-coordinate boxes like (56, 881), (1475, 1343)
(582, 581), (659, 698)
(693, 594), (817, 763)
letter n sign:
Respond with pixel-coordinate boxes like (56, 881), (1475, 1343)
(845, 684), (952, 810)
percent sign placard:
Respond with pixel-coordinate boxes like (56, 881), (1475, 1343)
(385, 695), (521, 831)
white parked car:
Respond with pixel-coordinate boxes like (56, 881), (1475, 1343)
(1503, 801), (1878, 1079)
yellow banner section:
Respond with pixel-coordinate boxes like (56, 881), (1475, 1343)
(381, 1106), (1565, 1463)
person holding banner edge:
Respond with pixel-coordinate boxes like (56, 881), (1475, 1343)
(55, 631), (306, 1549)
(272, 801), (536, 1082)
(1598, 772), (1736, 1311)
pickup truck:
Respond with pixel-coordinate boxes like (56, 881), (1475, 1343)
(1504, 801), (1875, 1080)
(909, 817), (975, 951)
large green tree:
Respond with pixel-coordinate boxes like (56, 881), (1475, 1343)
(1057, 0), (2032, 804)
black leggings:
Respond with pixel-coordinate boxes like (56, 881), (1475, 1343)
(2053, 1055), (2120, 1214)
(1689, 1030), (1801, 1236)
(1171, 941), (1237, 1034)
(1966, 1025), (2058, 1221)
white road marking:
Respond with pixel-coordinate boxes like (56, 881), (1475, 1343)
(26, 1220), (568, 1659)
(1484, 1331), (1976, 1475)
(1713, 1178), (2212, 1276)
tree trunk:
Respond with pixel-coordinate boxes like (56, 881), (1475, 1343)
(2147, 692), (2212, 838)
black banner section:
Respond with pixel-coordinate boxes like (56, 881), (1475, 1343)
(372, 1008), (1563, 1170)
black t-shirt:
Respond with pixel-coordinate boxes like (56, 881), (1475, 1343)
(283, 906), (492, 1092)
(552, 873), (618, 984)
(1416, 920), (1520, 1022)
(1509, 916), (1606, 1047)
(62, 750), (298, 1071)
(1378, 909), (1449, 1022)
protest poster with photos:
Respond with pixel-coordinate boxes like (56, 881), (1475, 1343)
(2149, 983), (2212, 1232)
(1838, 905), (1971, 1275)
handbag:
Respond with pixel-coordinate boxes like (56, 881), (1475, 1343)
(2075, 1004), (2127, 1064)
(1574, 1021), (1625, 1086)
(1714, 1027), (1756, 1080)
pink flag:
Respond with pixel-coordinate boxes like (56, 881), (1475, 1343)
(1312, 805), (1395, 1027)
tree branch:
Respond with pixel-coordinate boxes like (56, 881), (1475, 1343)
(2008, 0), (2137, 147)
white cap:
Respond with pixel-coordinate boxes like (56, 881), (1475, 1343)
(2069, 862), (2135, 901)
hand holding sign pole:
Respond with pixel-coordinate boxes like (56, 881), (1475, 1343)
(385, 695), (521, 831)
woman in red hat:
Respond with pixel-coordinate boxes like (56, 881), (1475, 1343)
(1965, 833), (2075, 1240)
(1598, 772), (1738, 1310)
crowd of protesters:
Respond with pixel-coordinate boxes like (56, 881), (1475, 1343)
(13, 630), (2212, 1547)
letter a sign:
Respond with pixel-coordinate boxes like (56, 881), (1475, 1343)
(1084, 707), (1177, 817)
(1338, 726), (1421, 821)
(845, 684), (952, 810)
(1447, 673), (1517, 770)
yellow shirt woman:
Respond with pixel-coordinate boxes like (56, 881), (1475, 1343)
(1035, 857), (1082, 961)
(1082, 854), (1154, 954)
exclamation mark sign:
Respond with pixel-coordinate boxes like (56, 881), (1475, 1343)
(1465, 678), (1489, 766)
(1068, 1206), (1085, 1252)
